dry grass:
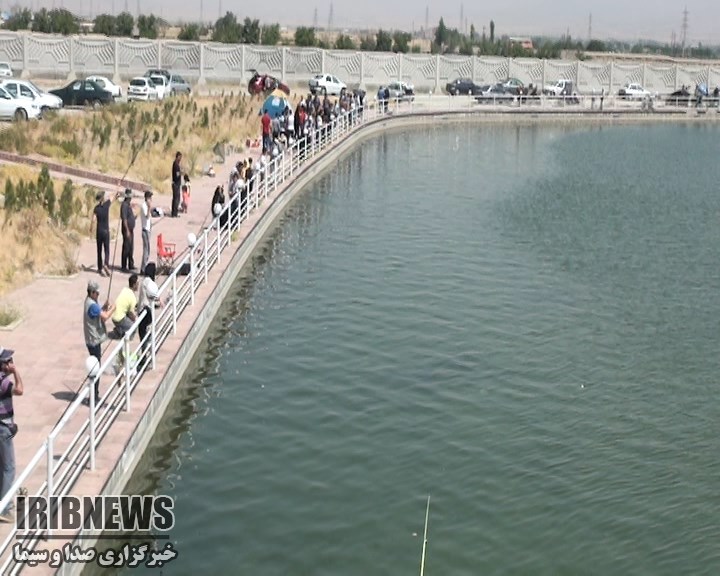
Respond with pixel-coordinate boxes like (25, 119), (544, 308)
(0, 92), (274, 192)
(0, 304), (20, 327)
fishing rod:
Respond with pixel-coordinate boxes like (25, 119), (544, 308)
(106, 128), (150, 296)
(419, 495), (431, 576)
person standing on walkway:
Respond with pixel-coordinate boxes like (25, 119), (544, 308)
(137, 263), (161, 368)
(120, 189), (136, 272)
(261, 109), (272, 153)
(171, 151), (182, 217)
(0, 347), (23, 523)
(91, 190), (111, 276)
(83, 280), (114, 400)
(140, 190), (153, 274)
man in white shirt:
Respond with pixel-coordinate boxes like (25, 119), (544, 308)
(140, 190), (153, 274)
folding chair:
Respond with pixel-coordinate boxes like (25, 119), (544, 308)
(156, 233), (176, 275)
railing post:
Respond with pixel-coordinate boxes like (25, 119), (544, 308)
(203, 229), (209, 284)
(172, 274), (177, 334)
(189, 248), (195, 305)
(46, 435), (53, 537)
(150, 319), (156, 370)
(123, 335), (131, 411)
(216, 217), (221, 263)
(89, 377), (96, 470)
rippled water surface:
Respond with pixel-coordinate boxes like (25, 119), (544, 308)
(122, 122), (720, 575)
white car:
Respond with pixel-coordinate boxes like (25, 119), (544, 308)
(619, 82), (650, 100)
(149, 75), (168, 100)
(0, 79), (63, 112)
(86, 75), (122, 98)
(0, 85), (41, 120)
(308, 73), (346, 96)
(127, 77), (158, 101)
(0, 62), (12, 78)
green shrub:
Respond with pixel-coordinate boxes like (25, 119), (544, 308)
(58, 179), (74, 226)
(3, 180), (16, 214)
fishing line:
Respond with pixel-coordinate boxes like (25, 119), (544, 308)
(106, 128), (150, 296)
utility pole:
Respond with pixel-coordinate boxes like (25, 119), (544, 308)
(460, 3), (463, 33)
(425, 5), (429, 37)
(313, 6), (318, 29)
(680, 6), (688, 57)
(200, 0), (203, 24)
(328, 2), (333, 33)
(587, 12), (592, 43)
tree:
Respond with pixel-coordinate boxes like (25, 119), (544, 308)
(469, 23), (476, 43)
(294, 26), (316, 47)
(3, 180), (16, 214)
(115, 12), (134, 37)
(392, 31), (411, 53)
(359, 35), (375, 51)
(137, 14), (159, 39)
(178, 23), (200, 41)
(334, 34), (355, 50)
(489, 20), (495, 43)
(49, 9), (80, 35)
(459, 37), (474, 56)
(241, 17), (260, 44)
(4, 8), (32, 31)
(261, 24), (281, 46)
(375, 29), (392, 52)
(586, 39), (607, 52)
(93, 14), (116, 36)
(32, 8), (51, 33)
(212, 12), (241, 43)
(435, 17), (448, 48)
(58, 180), (74, 227)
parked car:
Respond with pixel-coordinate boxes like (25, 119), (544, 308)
(618, 83), (650, 100)
(475, 83), (516, 104)
(0, 85), (41, 120)
(149, 75), (168, 99)
(308, 73), (346, 96)
(127, 77), (159, 101)
(86, 75), (122, 98)
(0, 62), (12, 78)
(445, 78), (482, 96)
(49, 79), (114, 107)
(144, 68), (170, 81)
(167, 73), (192, 95)
(385, 81), (415, 101)
(502, 77), (525, 95)
(0, 79), (63, 112)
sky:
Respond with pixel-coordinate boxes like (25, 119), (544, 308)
(12, 0), (720, 45)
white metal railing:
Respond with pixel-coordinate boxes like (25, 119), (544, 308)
(1, 89), (714, 571)
(0, 97), (390, 574)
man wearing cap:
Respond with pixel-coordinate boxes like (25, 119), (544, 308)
(120, 189), (136, 272)
(83, 280), (115, 400)
(91, 190), (111, 277)
(0, 347), (23, 523)
(140, 190), (153, 274)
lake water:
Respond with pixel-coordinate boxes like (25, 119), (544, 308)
(118, 121), (720, 575)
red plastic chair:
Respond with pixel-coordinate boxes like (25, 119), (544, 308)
(156, 233), (176, 275)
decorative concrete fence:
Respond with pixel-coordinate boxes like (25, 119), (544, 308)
(1, 31), (719, 94)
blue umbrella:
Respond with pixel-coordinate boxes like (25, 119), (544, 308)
(262, 94), (290, 118)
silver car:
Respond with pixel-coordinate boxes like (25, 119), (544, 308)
(167, 74), (191, 96)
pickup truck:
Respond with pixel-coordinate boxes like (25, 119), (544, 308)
(308, 74), (346, 96)
(543, 79), (574, 96)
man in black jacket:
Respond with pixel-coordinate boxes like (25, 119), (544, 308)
(120, 189), (136, 272)
(171, 151), (182, 217)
